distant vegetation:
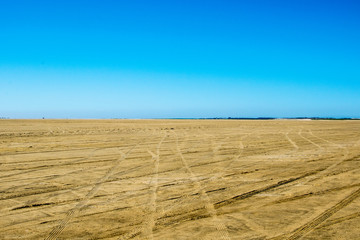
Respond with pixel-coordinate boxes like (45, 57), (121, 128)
(199, 117), (359, 120)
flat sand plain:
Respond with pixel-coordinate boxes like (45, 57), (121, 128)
(1, 119), (360, 240)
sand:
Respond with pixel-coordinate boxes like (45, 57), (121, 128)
(1, 119), (360, 239)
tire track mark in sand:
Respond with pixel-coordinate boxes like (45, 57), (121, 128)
(206, 133), (253, 185)
(229, 214), (268, 238)
(173, 131), (231, 240)
(143, 134), (167, 240)
(306, 130), (360, 175)
(214, 168), (326, 209)
(298, 130), (322, 150)
(0, 155), (9, 169)
(45, 145), (138, 240)
(197, 131), (253, 183)
(268, 182), (360, 206)
(0, 148), (101, 193)
(146, 168), (331, 235)
(284, 132), (299, 150)
(158, 131), (269, 238)
(216, 134), (248, 171)
(308, 130), (342, 148)
(0, 147), (110, 180)
(316, 211), (360, 229)
(271, 187), (360, 240)
(301, 137), (350, 185)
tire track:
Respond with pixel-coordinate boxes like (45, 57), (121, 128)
(316, 211), (360, 229)
(229, 214), (268, 237)
(199, 133), (254, 188)
(308, 130), (342, 148)
(156, 130), (322, 224)
(298, 130), (322, 150)
(45, 145), (138, 240)
(0, 161), (153, 203)
(214, 133), (250, 174)
(3, 121), (359, 239)
(268, 183), (360, 206)
(0, 139), (152, 182)
(214, 168), (325, 209)
(173, 131), (231, 240)
(0, 138), (145, 157)
(1, 162), (155, 222)
(302, 145), (350, 185)
(143, 134), (166, 240)
(280, 187), (360, 240)
(0, 148), (101, 192)
(284, 132), (299, 150)
(0, 147), (114, 180)
(0, 147), (99, 157)
(0, 156), (9, 170)
(113, 133), (168, 240)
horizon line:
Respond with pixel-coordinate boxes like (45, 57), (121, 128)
(1, 117), (359, 120)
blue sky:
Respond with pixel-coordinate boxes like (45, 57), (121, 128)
(1, 0), (359, 118)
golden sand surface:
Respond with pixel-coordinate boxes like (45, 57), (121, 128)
(0, 119), (360, 240)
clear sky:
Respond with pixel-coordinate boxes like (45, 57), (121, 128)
(1, 0), (359, 118)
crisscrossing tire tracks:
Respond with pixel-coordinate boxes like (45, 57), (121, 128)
(173, 131), (231, 240)
(45, 145), (138, 240)
(272, 187), (360, 240)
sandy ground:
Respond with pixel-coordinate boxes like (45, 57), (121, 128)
(0, 119), (360, 240)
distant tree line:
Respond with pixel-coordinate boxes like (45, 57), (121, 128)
(197, 117), (359, 120)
